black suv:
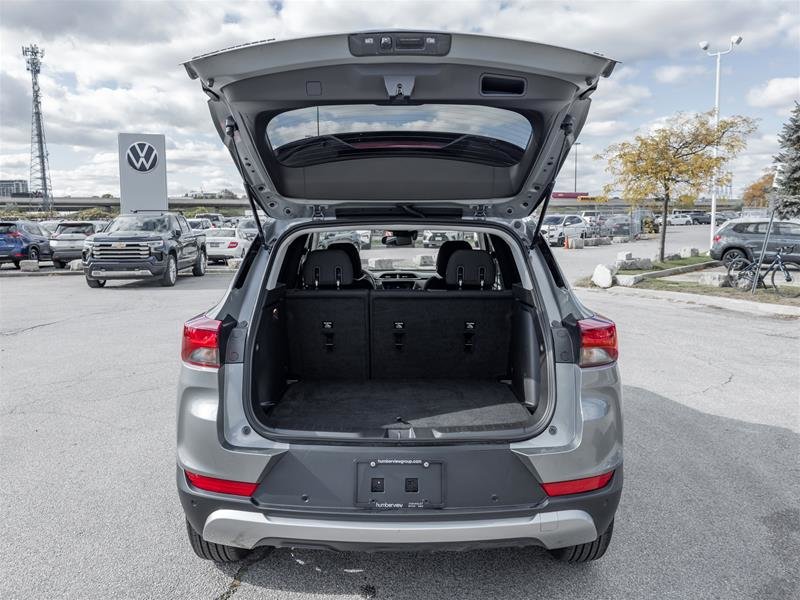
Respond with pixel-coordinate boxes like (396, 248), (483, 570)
(83, 212), (206, 288)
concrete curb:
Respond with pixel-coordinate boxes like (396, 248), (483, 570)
(615, 260), (720, 287)
(580, 285), (800, 318)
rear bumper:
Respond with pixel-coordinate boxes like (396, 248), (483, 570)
(178, 466), (622, 551)
(84, 258), (166, 280)
(203, 508), (598, 551)
(52, 249), (83, 261)
(207, 248), (239, 259)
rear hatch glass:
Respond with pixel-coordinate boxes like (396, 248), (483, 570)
(0, 223), (18, 234)
(268, 104), (532, 167)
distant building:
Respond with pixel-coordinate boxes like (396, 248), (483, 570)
(188, 189), (239, 200)
(0, 179), (29, 196)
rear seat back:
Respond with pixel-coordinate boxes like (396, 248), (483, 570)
(370, 290), (513, 379)
(285, 289), (370, 379)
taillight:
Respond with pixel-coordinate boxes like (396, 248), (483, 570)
(8, 231), (21, 238)
(227, 241), (239, 248)
(541, 471), (614, 496)
(181, 315), (221, 367)
(578, 316), (618, 367)
(713, 235), (721, 243)
(185, 470), (257, 496)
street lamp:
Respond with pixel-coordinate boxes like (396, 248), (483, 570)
(699, 34), (743, 249)
(573, 142), (581, 193)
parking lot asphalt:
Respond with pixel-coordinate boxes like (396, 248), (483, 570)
(1, 271), (798, 600)
(550, 224), (713, 282)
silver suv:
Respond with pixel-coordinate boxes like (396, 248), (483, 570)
(177, 31), (622, 564)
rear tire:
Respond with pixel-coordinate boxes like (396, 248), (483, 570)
(185, 519), (251, 563)
(722, 248), (747, 266)
(192, 249), (206, 276)
(549, 520), (614, 563)
(86, 278), (106, 288)
(161, 254), (177, 287)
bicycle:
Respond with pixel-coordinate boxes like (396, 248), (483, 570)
(726, 245), (799, 297)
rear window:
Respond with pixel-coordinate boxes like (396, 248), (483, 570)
(315, 229), (479, 271)
(55, 223), (94, 235)
(542, 216), (565, 225)
(239, 220), (257, 229)
(206, 229), (236, 237)
(268, 105), (532, 149)
(0, 223), (17, 234)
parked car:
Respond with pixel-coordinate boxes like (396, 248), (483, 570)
(540, 214), (590, 246)
(195, 213), (223, 228)
(38, 219), (62, 235)
(176, 32), (622, 565)
(358, 230), (372, 250)
(90, 220), (110, 233)
(602, 215), (632, 236)
(710, 218), (800, 265)
(187, 218), (213, 231)
(319, 230), (365, 249)
(0, 220), (53, 268)
(50, 221), (96, 268)
(657, 213), (692, 226)
(205, 228), (251, 262)
(580, 210), (603, 226)
(422, 231), (453, 248)
(237, 218), (259, 241)
(83, 212), (206, 287)
(694, 213), (728, 226)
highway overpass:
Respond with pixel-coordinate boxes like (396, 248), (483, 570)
(0, 195), (250, 212)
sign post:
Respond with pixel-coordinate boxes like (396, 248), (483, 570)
(117, 133), (167, 214)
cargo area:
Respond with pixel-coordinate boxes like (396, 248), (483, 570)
(248, 275), (547, 441)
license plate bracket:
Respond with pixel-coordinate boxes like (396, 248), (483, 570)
(355, 459), (444, 509)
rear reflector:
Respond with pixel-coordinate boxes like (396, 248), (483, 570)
(541, 471), (614, 496)
(181, 315), (221, 367)
(578, 316), (618, 367)
(185, 470), (257, 496)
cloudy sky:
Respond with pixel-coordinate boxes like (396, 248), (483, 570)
(0, 0), (798, 199)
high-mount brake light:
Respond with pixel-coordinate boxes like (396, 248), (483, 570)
(577, 316), (618, 367)
(181, 315), (221, 367)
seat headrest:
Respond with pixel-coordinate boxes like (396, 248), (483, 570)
(328, 242), (362, 277)
(301, 249), (354, 289)
(444, 249), (496, 290)
(436, 240), (472, 276)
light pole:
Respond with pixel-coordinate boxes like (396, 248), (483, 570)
(573, 142), (581, 193)
(699, 34), (742, 249)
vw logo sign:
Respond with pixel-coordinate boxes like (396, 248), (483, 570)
(126, 142), (158, 173)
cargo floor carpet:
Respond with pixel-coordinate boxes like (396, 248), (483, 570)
(263, 379), (530, 432)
